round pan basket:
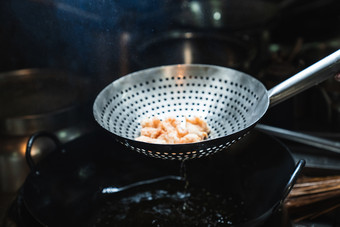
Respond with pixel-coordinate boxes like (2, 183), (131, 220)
(93, 64), (268, 160)
(94, 50), (340, 160)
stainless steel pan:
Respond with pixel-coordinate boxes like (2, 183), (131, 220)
(93, 50), (340, 160)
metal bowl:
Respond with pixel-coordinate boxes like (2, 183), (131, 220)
(93, 64), (267, 160)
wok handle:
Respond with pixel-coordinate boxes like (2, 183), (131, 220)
(26, 131), (63, 175)
(268, 49), (340, 107)
(274, 160), (305, 213)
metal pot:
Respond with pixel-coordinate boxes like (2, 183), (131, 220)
(0, 68), (94, 193)
(0, 68), (92, 136)
(132, 31), (258, 72)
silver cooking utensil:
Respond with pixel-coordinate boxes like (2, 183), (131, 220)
(255, 124), (340, 154)
(93, 50), (340, 160)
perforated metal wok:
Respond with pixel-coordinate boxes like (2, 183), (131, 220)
(93, 50), (340, 160)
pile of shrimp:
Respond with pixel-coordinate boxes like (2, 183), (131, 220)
(136, 116), (210, 144)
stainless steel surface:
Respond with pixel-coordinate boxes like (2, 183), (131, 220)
(133, 31), (257, 71)
(93, 52), (340, 160)
(256, 124), (340, 154)
(93, 64), (267, 160)
(0, 68), (91, 136)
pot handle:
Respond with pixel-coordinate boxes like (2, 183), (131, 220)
(274, 159), (305, 213)
(26, 131), (63, 175)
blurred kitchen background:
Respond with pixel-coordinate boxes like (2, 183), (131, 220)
(1, 0), (340, 130)
(1, 0), (340, 225)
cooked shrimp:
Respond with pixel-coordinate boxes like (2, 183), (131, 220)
(186, 116), (210, 140)
(135, 116), (210, 144)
